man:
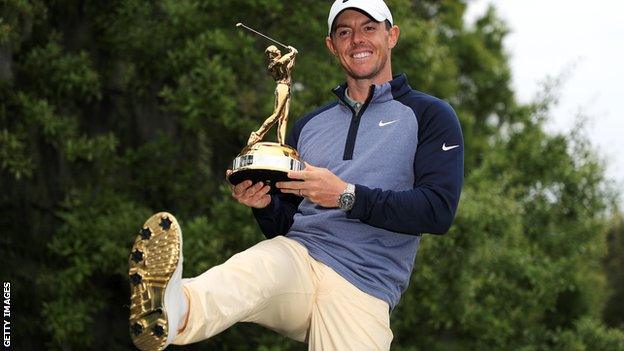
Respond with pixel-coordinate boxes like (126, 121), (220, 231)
(247, 45), (298, 146)
(128, 0), (463, 350)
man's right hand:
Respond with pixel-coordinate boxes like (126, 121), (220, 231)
(227, 170), (272, 209)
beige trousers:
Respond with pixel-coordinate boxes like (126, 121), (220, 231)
(172, 236), (393, 350)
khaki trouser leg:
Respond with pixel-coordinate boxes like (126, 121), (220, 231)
(172, 236), (317, 344)
(308, 264), (393, 351)
(172, 236), (393, 350)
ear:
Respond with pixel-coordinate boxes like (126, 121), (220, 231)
(388, 25), (400, 49)
(325, 36), (338, 56)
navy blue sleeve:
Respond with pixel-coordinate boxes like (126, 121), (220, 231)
(251, 129), (303, 238)
(251, 193), (301, 238)
(346, 99), (464, 235)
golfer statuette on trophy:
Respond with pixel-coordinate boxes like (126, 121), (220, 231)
(227, 23), (304, 193)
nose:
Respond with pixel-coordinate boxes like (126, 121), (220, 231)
(350, 29), (365, 46)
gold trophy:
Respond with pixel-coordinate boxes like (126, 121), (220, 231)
(228, 23), (304, 193)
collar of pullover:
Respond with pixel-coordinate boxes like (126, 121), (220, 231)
(332, 73), (412, 107)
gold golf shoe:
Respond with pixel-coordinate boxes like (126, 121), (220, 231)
(129, 212), (184, 351)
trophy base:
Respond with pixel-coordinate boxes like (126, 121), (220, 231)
(228, 142), (303, 195)
(228, 169), (292, 195)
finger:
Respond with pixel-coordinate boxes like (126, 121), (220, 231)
(233, 183), (247, 197)
(287, 170), (307, 180)
(279, 188), (301, 195)
(244, 182), (264, 197)
(233, 180), (253, 195)
(276, 181), (305, 190)
(237, 184), (261, 203)
(251, 185), (271, 202)
(303, 162), (319, 172)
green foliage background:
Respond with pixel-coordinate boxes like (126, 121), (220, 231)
(1, 0), (623, 350)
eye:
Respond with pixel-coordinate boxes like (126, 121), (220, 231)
(337, 29), (351, 38)
(365, 25), (376, 32)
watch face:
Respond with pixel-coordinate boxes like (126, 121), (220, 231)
(340, 193), (355, 210)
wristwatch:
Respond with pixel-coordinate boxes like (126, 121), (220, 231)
(338, 183), (356, 211)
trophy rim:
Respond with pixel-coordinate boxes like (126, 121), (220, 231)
(228, 146), (304, 188)
(240, 141), (301, 159)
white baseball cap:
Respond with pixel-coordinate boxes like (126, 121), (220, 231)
(327, 0), (394, 35)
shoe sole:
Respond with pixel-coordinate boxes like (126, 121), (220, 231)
(129, 212), (181, 351)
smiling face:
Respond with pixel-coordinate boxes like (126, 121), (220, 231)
(326, 9), (400, 85)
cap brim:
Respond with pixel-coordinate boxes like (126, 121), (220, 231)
(330, 7), (388, 34)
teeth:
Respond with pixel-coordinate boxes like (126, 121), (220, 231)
(353, 52), (371, 59)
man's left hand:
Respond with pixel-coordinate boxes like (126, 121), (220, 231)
(276, 162), (347, 208)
